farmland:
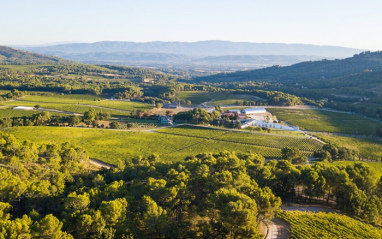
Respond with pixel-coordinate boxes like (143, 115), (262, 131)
(268, 108), (381, 135)
(0, 100), (132, 117)
(156, 125), (322, 155)
(278, 210), (382, 239)
(0, 107), (65, 118)
(317, 134), (382, 160)
(19, 93), (152, 111)
(4, 126), (285, 164)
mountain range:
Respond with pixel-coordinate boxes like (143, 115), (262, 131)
(18, 41), (365, 71)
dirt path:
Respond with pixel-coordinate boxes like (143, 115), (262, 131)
(38, 107), (83, 116)
(265, 218), (290, 239)
(89, 158), (114, 169)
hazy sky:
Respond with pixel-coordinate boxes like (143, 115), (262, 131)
(1, 0), (381, 50)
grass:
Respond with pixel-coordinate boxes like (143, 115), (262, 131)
(316, 134), (382, 160)
(20, 94), (152, 112)
(176, 91), (263, 106)
(278, 210), (382, 239)
(0, 101), (132, 117)
(4, 126), (288, 164)
(268, 108), (381, 135)
(331, 161), (382, 178)
(0, 108), (65, 118)
(156, 125), (322, 155)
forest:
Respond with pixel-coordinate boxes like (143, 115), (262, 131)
(1, 130), (382, 238)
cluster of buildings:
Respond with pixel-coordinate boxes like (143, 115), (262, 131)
(224, 107), (299, 131)
(157, 106), (299, 132)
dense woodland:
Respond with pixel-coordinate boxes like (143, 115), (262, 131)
(1, 130), (382, 238)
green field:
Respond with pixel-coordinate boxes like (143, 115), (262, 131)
(177, 91), (262, 106)
(156, 125), (322, 154)
(278, 210), (382, 239)
(0, 101), (132, 117)
(317, 134), (382, 160)
(4, 126), (285, 164)
(20, 94), (152, 112)
(331, 161), (382, 178)
(0, 108), (65, 118)
(268, 108), (381, 135)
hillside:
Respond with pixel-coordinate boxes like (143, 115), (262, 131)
(195, 51), (382, 118)
(0, 45), (72, 64)
(195, 51), (382, 83)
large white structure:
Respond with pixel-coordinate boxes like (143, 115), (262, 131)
(13, 106), (34, 110)
(241, 119), (299, 131)
(241, 108), (267, 115)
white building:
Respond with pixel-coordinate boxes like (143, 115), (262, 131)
(241, 119), (299, 131)
(241, 108), (267, 115)
(13, 106), (34, 110)
(227, 109), (241, 114)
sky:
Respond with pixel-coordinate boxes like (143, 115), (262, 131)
(1, 0), (381, 50)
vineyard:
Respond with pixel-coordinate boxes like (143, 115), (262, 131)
(278, 210), (382, 239)
(156, 125), (322, 155)
(20, 94), (152, 111)
(268, 108), (380, 135)
(0, 101), (132, 117)
(218, 131), (322, 152)
(4, 126), (283, 164)
(0, 108), (65, 118)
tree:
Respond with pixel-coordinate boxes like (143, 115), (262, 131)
(99, 198), (128, 226)
(68, 115), (80, 126)
(83, 108), (96, 126)
(156, 103), (163, 109)
(281, 147), (301, 162)
(203, 188), (260, 238)
(91, 120), (99, 128)
(109, 121), (119, 129)
(34, 214), (73, 239)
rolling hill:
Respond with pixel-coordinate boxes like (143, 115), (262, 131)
(195, 51), (382, 83)
(0, 45), (72, 64)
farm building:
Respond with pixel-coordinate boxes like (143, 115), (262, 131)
(241, 119), (299, 131)
(158, 115), (173, 125)
(163, 103), (179, 109)
(241, 108), (267, 115)
(13, 106), (34, 110)
(227, 109), (241, 114)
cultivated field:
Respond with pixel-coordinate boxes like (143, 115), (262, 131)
(0, 101), (132, 117)
(278, 210), (382, 239)
(0, 108), (65, 118)
(5, 126), (286, 164)
(20, 94), (152, 111)
(268, 108), (381, 135)
(156, 125), (322, 155)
